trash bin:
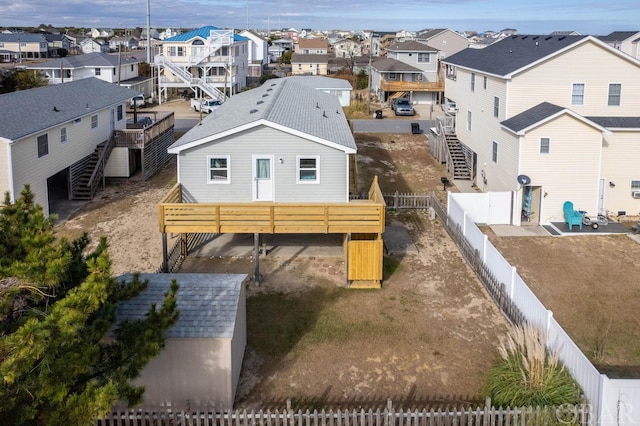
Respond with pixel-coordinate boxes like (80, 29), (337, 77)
(411, 122), (421, 134)
(374, 109), (383, 119)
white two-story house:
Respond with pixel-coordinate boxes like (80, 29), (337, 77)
(238, 30), (269, 80)
(0, 33), (49, 60)
(0, 78), (139, 217)
(442, 35), (640, 225)
(156, 26), (249, 103)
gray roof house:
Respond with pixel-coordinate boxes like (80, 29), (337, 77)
(115, 273), (248, 410)
(168, 76), (357, 204)
(441, 34), (640, 226)
(0, 78), (139, 217)
(0, 32), (49, 59)
(598, 30), (640, 59)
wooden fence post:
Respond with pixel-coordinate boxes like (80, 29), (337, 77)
(161, 233), (168, 273)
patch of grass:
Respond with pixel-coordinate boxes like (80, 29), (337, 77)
(383, 256), (401, 277)
(343, 101), (370, 120)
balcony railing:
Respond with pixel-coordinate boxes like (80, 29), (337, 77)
(380, 79), (444, 92)
(158, 178), (385, 235)
(113, 111), (174, 149)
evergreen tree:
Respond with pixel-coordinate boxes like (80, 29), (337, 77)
(0, 186), (179, 425)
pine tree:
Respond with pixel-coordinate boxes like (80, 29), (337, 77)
(0, 186), (179, 425)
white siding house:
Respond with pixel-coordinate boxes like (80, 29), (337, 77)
(0, 78), (138, 216)
(168, 77), (356, 203)
(442, 35), (640, 224)
(115, 273), (248, 410)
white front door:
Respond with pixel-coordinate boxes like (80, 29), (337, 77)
(253, 155), (273, 201)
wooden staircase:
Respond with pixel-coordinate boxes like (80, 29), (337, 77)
(71, 137), (115, 200)
(444, 132), (471, 180)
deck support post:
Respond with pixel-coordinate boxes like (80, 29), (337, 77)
(254, 232), (262, 284)
(161, 233), (168, 273)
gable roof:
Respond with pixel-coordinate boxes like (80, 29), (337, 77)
(444, 35), (590, 77)
(168, 77), (356, 154)
(0, 78), (139, 141)
(371, 57), (422, 73)
(298, 38), (328, 49)
(386, 40), (437, 52)
(27, 52), (142, 69)
(164, 26), (248, 42)
(500, 102), (609, 135)
(0, 33), (47, 43)
(416, 29), (449, 39)
(115, 273), (247, 339)
(291, 53), (328, 63)
(287, 75), (352, 90)
(599, 31), (640, 43)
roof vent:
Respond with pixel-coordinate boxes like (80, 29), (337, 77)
(267, 88), (273, 91)
(545, 36), (552, 40)
(322, 110), (327, 118)
(53, 106), (59, 112)
(316, 102), (320, 109)
(250, 108), (258, 114)
(257, 100), (264, 104)
(522, 35), (528, 39)
(532, 36), (539, 40)
(270, 83), (276, 86)
(262, 94), (269, 97)
(559, 36), (566, 41)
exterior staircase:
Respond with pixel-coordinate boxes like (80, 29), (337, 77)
(71, 137), (115, 200)
(155, 55), (227, 103)
(445, 132), (472, 180)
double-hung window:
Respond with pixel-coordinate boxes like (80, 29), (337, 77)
(492, 141), (498, 163)
(493, 97), (499, 118)
(60, 127), (67, 144)
(91, 114), (98, 129)
(608, 83), (621, 106)
(208, 156), (230, 183)
(297, 156), (319, 183)
(37, 134), (49, 158)
(470, 73), (475, 92)
(572, 83), (585, 105)
(417, 53), (430, 63)
(540, 137), (550, 154)
(467, 111), (472, 132)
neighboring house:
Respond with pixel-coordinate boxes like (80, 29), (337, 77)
(81, 38), (109, 54)
(415, 28), (470, 60)
(290, 53), (329, 75)
(281, 28), (299, 43)
(43, 33), (72, 56)
(295, 38), (328, 55)
(0, 32), (49, 59)
(369, 31), (395, 56)
(371, 40), (444, 104)
(598, 31), (640, 59)
(0, 78), (138, 217)
(238, 30), (268, 79)
(115, 273), (248, 410)
(159, 28), (179, 40)
(108, 36), (138, 51)
(441, 34), (640, 225)
(269, 38), (293, 62)
(90, 28), (114, 38)
(331, 38), (363, 59)
(159, 76), (385, 286)
(0, 49), (19, 63)
(27, 52), (142, 84)
(156, 26), (249, 102)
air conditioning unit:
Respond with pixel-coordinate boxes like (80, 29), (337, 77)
(632, 191), (640, 199)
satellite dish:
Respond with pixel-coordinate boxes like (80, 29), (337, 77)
(517, 174), (531, 185)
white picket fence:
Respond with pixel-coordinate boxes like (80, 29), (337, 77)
(445, 193), (640, 426)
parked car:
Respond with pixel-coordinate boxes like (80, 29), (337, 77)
(191, 98), (223, 114)
(394, 99), (415, 116)
(129, 95), (146, 108)
(390, 97), (409, 111)
(446, 102), (458, 115)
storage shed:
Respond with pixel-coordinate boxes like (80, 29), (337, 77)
(115, 273), (248, 410)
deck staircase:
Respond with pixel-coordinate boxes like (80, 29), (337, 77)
(155, 55), (227, 103)
(71, 137), (115, 201)
(445, 132), (471, 180)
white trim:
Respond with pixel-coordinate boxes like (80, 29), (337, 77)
(206, 154), (231, 184)
(571, 82), (586, 106)
(168, 119), (357, 155)
(296, 155), (320, 184)
(252, 154), (274, 201)
(607, 82), (622, 106)
(539, 136), (550, 154)
(501, 108), (611, 136)
(4, 138), (15, 202)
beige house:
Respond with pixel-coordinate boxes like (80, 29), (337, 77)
(156, 26), (249, 102)
(115, 273), (248, 410)
(291, 38), (329, 75)
(415, 28), (470, 60)
(599, 31), (640, 59)
(442, 35), (640, 225)
(0, 78), (138, 217)
(0, 32), (49, 60)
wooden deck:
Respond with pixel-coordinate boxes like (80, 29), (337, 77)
(158, 178), (385, 235)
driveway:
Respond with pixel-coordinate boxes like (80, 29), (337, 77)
(352, 118), (435, 133)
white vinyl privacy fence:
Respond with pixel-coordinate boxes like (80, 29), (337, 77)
(445, 193), (640, 426)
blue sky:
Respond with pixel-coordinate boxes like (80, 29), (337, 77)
(1, 0), (638, 35)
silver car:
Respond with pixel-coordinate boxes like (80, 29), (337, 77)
(394, 99), (415, 116)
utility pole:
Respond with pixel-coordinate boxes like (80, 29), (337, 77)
(367, 50), (372, 114)
(146, 0), (151, 65)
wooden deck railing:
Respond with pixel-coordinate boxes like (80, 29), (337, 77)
(158, 179), (385, 235)
(113, 111), (175, 149)
(380, 79), (444, 92)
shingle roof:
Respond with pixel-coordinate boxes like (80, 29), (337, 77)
(584, 116), (640, 129)
(27, 52), (141, 69)
(0, 33), (47, 43)
(500, 102), (565, 133)
(416, 29), (448, 39)
(386, 40), (437, 52)
(115, 273), (247, 339)
(444, 35), (588, 76)
(371, 57), (422, 73)
(164, 26), (248, 42)
(598, 31), (640, 42)
(291, 53), (328, 63)
(168, 76), (356, 153)
(287, 75), (352, 90)
(0, 78), (139, 141)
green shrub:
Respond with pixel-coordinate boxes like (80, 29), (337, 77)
(483, 324), (582, 407)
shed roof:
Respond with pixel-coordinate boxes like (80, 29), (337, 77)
(164, 26), (248, 42)
(168, 76), (356, 153)
(371, 57), (422, 73)
(0, 78), (139, 141)
(115, 273), (247, 339)
(27, 52), (141, 69)
(500, 102), (609, 135)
